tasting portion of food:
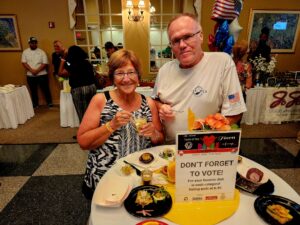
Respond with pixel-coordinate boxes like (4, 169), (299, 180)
(135, 190), (154, 208)
(136, 220), (168, 225)
(254, 195), (300, 225)
(246, 167), (264, 183)
(167, 161), (176, 183)
(266, 204), (293, 224)
(121, 164), (134, 175)
(152, 187), (169, 203)
(124, 185), (172, 218)
(139, 152), (154, 164)
(159, 148), (175, 160)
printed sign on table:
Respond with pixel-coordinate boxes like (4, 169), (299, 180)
(175, 130), (241, 202)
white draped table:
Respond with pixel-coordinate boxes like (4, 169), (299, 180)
(241, 86), (300, 125)
(0, 85), (34, 129)
(60, 87), (153, 128)
(60, 90), (79, 128)
(89, 145), (300, 225)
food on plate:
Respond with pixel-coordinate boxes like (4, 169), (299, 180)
(161, 165), (168, 176)
(136, 220), (168, 225)
(121, 164), (134, 175)
(152, 187), (169, 203)
(139, 152), (154, 164)
(191, 112), (232, 131)
(167, 161), (176, 183)
(140, 221), (159, 225)
(266, 204), (293, 224)
(159, 148), (174, 159)
(246, 167), (264, 183)
(135, 190), (153, 208)
(238, 155), (243, 163)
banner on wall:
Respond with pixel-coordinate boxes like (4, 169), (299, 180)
(264, 87), (300, 122)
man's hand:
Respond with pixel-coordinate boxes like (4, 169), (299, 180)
(159, 104), (175, 121)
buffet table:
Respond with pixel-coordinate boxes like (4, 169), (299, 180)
(89, 145), (300, 225)
(60, 87), (153, 128)
(60, 90), (79, 128)
(0, 85), (34, 129)
(242, 86), (300, 125)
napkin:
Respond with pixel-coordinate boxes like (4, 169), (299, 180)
(93, 175), (132, 207)
(163, 185), (240, 225)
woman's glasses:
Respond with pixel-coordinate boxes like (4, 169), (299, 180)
(170, 30), (201, 47)
(114, 71), (137, 79)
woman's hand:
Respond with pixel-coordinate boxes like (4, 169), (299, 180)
(159, 104), (175, 121)
(110, 110), (132, 130)
(139, 122), (156, 137)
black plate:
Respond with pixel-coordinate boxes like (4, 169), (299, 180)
(235, 173), (274, 195)
(124, 185), (172, 218)
(254, 195), (300, 225)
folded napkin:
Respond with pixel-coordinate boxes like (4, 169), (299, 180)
(93, 175), (132, 207)
(163, 185), (240, 225)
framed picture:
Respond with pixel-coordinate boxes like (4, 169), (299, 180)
(248, 10), (300, 53)
(0, 14), (22, 51)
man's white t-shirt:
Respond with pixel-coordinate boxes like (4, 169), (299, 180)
(153, 52), (247, 143)
(21, 48), (48, 76)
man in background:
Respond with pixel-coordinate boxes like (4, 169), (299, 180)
(104, 41), (118, 58)
(52, 40), (68, 77)
(21, 37), (53, 108)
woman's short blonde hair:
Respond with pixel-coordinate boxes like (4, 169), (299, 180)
(107, 49), (142, 82)
(232, 40), (249, 61)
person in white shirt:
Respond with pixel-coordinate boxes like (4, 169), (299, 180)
(21, 37), (53, 108)
(152, 13), (247, 144)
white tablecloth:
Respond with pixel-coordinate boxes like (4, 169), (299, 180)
(242, 86), (300, 125)
(60, 90), (79, 128)
(0, 86), (34, 129)
(89, 145), (300, 225)
(60, 87), (154, 128)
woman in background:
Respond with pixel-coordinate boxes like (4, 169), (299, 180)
(59, 45), (97, 121)
(232, 40), (253, 101)
(77, 49), (164, 199)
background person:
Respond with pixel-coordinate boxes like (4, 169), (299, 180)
(104, 41), (118, 58)
(52, 40), (68, 78)
(152, 13), (246, 144)
(21, 37), (53, 108)
(232, 40), (253, 101)
(77, 49), (164, 199)
(59, 45), (97, 122)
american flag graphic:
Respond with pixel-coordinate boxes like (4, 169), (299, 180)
(211, 0), (242, 21)
(228, 92), (240, 103)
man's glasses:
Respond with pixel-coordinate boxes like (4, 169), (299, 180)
(114, 71), (137, 79)
(170, 30), (201, 47)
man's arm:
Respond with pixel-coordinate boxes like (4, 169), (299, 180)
(226, 113), (243, 125)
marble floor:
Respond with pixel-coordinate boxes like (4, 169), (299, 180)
(0, 138), (299, 225)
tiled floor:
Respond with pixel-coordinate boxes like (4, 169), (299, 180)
(0, 139), (299, 225)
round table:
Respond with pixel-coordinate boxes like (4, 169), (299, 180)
(89, 145), (300, 225)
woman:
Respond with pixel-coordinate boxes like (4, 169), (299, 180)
(232, 40), (253, 101)
(77, 49), (164, 199)
(59, 45), (97, 121)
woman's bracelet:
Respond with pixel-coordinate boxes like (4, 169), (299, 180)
(105, 121), (114, 134)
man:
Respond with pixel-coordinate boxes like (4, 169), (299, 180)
(52, 40), (68, 77)
(152, 13), (247, 144)
(21, 37), (53, 108)
(104, 41), (118, 58)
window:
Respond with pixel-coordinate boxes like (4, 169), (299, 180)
(149, 0), (184, 72)
(73, 0), (123, 66)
